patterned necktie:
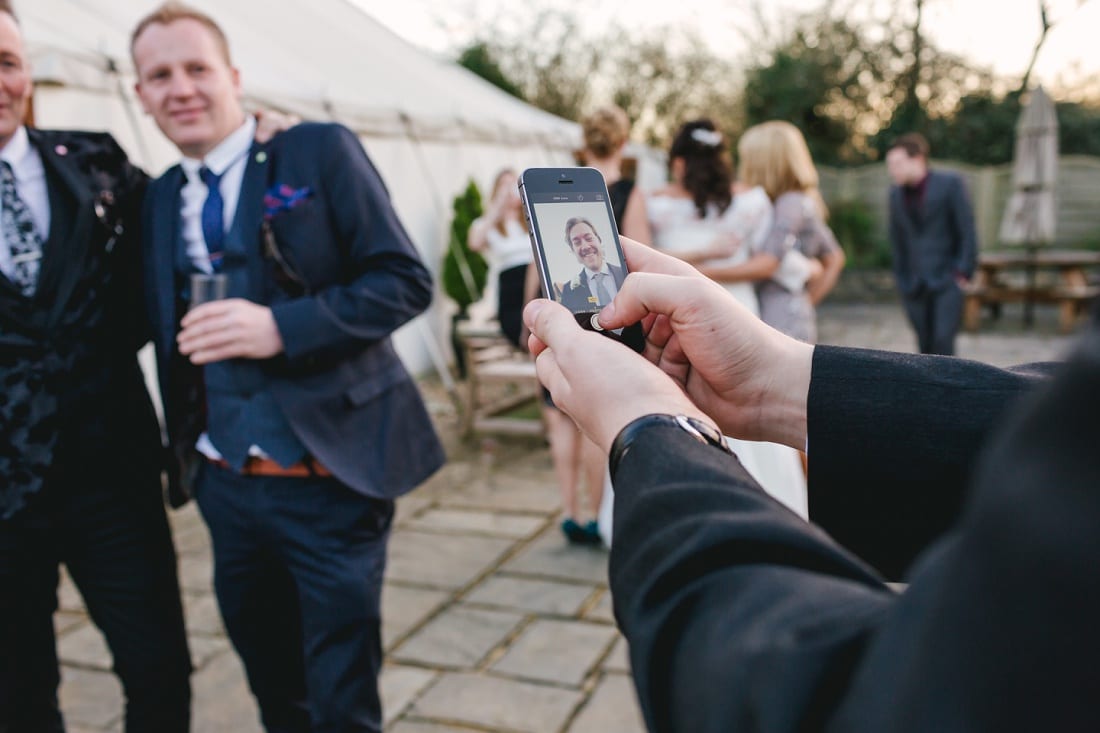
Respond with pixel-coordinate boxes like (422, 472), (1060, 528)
(199, 166), (225, 271)
(0, 161), (42, 296)
(593, 272), (613, 307)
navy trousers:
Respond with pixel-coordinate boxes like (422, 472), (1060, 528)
(194, 464), (394, 733)
(903, 283), (964, 355)
(0, 450), (192, 733)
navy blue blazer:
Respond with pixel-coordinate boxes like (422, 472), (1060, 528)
(142, 123), (444, 501)
(888, 169), (977, 297)
(558, 263), (625, 312)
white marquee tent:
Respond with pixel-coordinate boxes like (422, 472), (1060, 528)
(18, 0), (604, 376)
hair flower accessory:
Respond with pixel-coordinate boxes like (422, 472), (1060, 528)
(263, 183), (312, 221)
(691, 128), (723, 147)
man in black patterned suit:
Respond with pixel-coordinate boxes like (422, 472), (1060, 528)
(0, 6), (191, 731)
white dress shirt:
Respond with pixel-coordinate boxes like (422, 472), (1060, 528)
(179, 116), (256, 273)
(0, 126), (50, 282)
(177, 117), (265, 461)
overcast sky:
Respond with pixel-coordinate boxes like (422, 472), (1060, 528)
(350, 0), (1099, 94)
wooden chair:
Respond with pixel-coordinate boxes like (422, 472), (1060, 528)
(456, 320), (543, 439)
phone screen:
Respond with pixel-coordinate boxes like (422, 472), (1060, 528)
(527, 191), (625, 312)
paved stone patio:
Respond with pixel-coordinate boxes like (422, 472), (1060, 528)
(54, 299), (1078, 732)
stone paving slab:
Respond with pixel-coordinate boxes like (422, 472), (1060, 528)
(58, 667), (122, 731)
(58, 569), (83, 612)
(463, 575), (597, 617)
(490, 619), (618, 687)
(405, 507), (548, 539)
(568, 673), (646, 733)
(380, 665), (440, 726)
(386, 530), (516, 590)
(603, 638), (631, 675)
(382, 584), (452, 650)
(177, 551), (214, 594)
(190, 649), (262, 733)
(182, 591), (224, 637)
(585, 589), (615, 624)
(408, 672), (583, 732)
(434, 472), (562, 515)
(391, 605), (525, 669)
(54, 610), (87, 636)
(501, 532), (609, 585)
(58, 622), (112, 671)
(389, 722), (481, 733)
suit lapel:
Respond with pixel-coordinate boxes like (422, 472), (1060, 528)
(26, 130), (91, 315)
(230, 141), (270, 290)
(150, 167), (185, 360)
(891, 185), (916, 237)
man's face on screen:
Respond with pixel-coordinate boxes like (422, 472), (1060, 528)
(568, 222), (605, 271)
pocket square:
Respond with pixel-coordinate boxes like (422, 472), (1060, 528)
(263, 184), (312, 221)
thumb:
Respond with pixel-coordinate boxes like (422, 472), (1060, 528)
(524, 298), (582, 353)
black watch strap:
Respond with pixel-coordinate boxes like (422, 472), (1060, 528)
(609, 413), (731, 479)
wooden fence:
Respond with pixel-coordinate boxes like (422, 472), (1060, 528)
(818, 155), (1100, 251)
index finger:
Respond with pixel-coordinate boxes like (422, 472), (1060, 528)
(597, 271), (731, 332)
(621, 237), (703, 278)
(180, 299), (234, 328)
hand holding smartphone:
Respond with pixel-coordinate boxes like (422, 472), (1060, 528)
(518, 167), (645, 352)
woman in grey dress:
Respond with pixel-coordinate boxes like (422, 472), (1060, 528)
(701, 120), (846, 342)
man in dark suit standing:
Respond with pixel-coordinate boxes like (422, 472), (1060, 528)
(131, 4), (444, 731)
(558, 216), (625, 312)
(524, 238), (1098, 732)
(886, 132), (977, 355)
(0, 6), (192, 732)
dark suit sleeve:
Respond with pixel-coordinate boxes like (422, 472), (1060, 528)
(807, 345), (1053, 578)
(105, 137), (152, 353)
(828, 329), (1100, 731)
(613, 331), (1100, 733)
(269, 126), (432, 365)
(948, 174), (977, 279)
(611, 423), (894, 733)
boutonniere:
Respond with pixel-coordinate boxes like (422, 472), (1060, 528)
(94, 189), (125, 253)
(263, 183), (312, 221)
(570, 275), (582, 289)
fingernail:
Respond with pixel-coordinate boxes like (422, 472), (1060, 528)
(598, 302), (615, 325)
(525, 299), (546, 321)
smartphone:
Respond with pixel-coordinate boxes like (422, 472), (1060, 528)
(518, 167), (645, 352)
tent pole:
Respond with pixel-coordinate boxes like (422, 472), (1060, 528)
(106, 58), (155, 167)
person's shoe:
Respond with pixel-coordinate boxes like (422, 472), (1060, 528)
(561, 517), (598, 545)
(562, 517), (601, 545)
(583, 520), (602, 544)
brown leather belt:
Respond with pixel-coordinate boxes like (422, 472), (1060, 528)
(209, 456), (333, 478)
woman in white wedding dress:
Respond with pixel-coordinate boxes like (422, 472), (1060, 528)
(646, 119), (808, 517)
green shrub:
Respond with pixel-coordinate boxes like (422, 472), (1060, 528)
(829, 198), (889, 268)
(1073, 228), (1100, 252)
(441, 180), (489, 311)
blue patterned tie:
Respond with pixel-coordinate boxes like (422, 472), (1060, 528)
(199, 166), (225, 271)
(0, 161), (42, 296)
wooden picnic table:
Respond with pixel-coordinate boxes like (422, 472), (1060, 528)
(963, 249), (1100, 333)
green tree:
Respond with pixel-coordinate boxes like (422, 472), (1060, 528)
(457, 42), (525, 100)
(740, 15), (888, 164)
(441, 181), (487, 312)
